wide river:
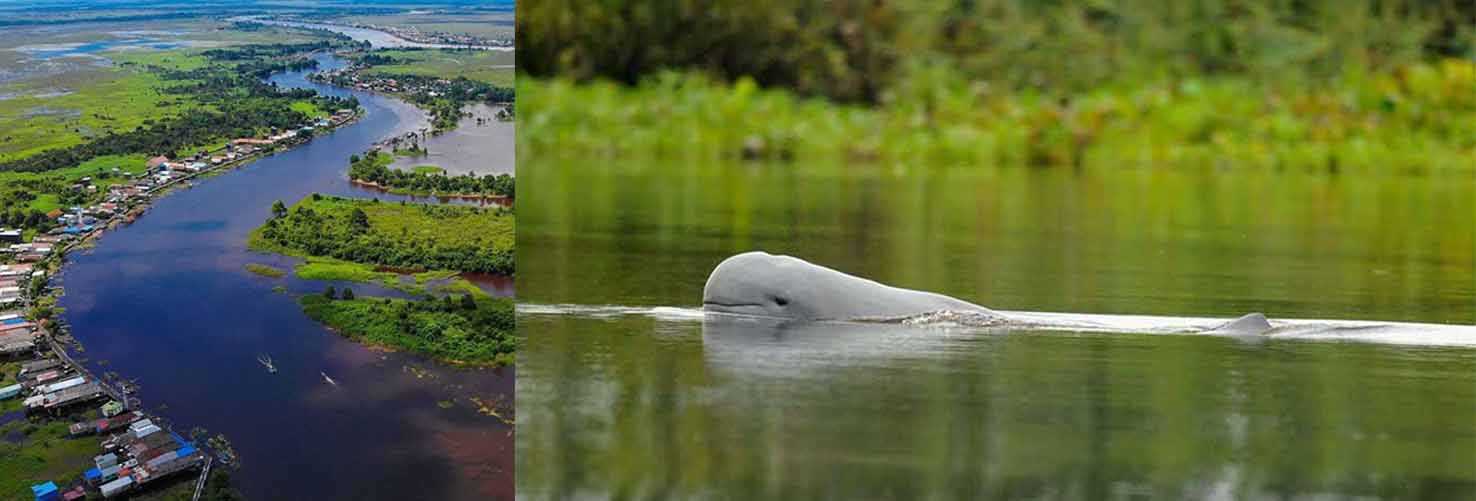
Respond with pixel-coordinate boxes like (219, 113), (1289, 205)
(58, 54), (513, 500)
(516, 159), (1476, 498)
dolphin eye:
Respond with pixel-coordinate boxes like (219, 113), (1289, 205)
(773, 296), (789, 306)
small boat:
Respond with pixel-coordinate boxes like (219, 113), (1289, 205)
(320, 371), (337, 386)
(257, 354), (276, 373)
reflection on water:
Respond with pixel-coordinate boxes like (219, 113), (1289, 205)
(517, 158), (1476, 499)
(518, 313), (1476, 499)
(388, 104), (514, 175)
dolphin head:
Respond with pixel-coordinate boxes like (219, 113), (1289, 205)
(702, 251), (992, 321)
(702, 252), (833, 319)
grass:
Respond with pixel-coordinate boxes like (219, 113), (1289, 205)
(413, 269), (459, 283)
(248, 195), (514, 274)
(0, 418), (107, 498)
(294, 258), (392, 283)
(411, 164), (444, 175)
(430, 276), (491, 299)
(518, 58), (1476, 171)
(0, 153), (150, 213)
(0, 49), (219, 164)
(362, 49), (514, 86)
(289, 100), (328, 120)
(244, 263), (286, 278)
(299, 293), (515, 366)
(338, 12), (515, 39)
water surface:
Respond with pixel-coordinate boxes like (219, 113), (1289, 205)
(516, 158), (1476, 499)
(389, 103), (513, 175)
(58, 54), (513, 500)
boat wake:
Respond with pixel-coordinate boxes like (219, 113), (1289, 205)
(517, 303), (1476, 348)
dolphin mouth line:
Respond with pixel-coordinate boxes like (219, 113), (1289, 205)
(703, 301), (766, 309)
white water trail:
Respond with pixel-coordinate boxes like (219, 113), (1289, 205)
(517, 303), (1476, 348)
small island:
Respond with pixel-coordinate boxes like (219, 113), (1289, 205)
(250, 194), (515, 365)
(348, 150), (514, 200)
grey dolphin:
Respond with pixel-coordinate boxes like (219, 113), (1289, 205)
(1208, 313), (1274, 335)
(703, 251), (1275, 335)
(702, 251), (995, 321)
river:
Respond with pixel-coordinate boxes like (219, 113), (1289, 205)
(516, 158), (1476, 499)
(56, 54), (513, 500)
(237, 18), (512, 51)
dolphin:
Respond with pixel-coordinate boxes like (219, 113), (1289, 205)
(702, 251), (996, 321)
(702, 251), (1275, 335)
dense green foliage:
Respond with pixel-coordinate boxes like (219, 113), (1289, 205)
(252, 195), (514, 275)
(350, 151), (514, 197)
(299, 293), (516, 365)
(521, 61), (1476, 169)
(519, 0), (1476, 103)
(518, 1), (1476, 169)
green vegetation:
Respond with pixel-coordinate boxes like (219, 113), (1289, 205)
(0, 153), (149, 232)
(340, 50), (514, 130)
(295, 258), (392, 283)
(0, 45), (356, 174)
(300, 290), (515, 366)
(518, 0), (1476, 171)
(250, 194), (514, 275)
(0, 34), (360, 236)
(0, 418), (106, 498)
(338, 12), (516, 40)
(351, 151), (515, 198)
(394, 145), (427, 157)
(361, 49), (514, 86)
(244, 263), (286, 278)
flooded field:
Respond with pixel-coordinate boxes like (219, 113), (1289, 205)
(389, 104), (514, 176)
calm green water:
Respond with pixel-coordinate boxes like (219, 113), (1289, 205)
(516, 160), (1476, 499)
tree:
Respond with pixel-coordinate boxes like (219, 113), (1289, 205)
(349, 208), (370, 234)
(324, 285), (337, 299)
(460, 294), (476, 310)
(271, 200), (287, 219)
(341, 288), (355, 300)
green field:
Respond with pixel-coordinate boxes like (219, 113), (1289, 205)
(338, 12), (515, 39)
(363, 49), (514, 86)
(250, 194), (514, 275)
(300, 292), (515, 366)
(0, 153), (150, 218)
(0, 23), (334, 164)
(0, 418), (107, 499)
(0, 24), (356, 239)
(0, 66), (197, 163)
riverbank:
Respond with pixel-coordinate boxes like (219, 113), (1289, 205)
(349, 178), (511, 204)
(347, 147), (513, 200)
